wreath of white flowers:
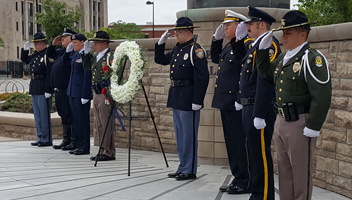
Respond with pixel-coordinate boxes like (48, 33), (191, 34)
(109, 41), (144, 104)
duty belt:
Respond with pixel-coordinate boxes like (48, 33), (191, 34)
(92, 84), (103, 94)
(171, 80), (193, 87)
(276, 103), (309, 121)
(31, 74), (44, 80)
(240, 97), (255, 106)
(54, 88), (67, 93)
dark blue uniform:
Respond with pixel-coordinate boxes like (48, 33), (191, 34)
(21, 48), (52, 144)
(238, 34), (281, 200)
(211, 37), (253, 190)
(155, 38), (209, 175)
(65, 50), (92, 153)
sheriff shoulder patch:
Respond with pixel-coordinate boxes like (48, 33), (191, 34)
(315, 56), (323, 67)
(195, 48), (204, 59)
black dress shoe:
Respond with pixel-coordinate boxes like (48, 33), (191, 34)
(62, 144), (76, 151)
(175, 173), (197, 180)
(69, 148), (78, 154)
(96, 154), (115, 161)
(167, 171), (181, 178)
(219, 185), (229, 192)
(38, 142), (52, 147)
(74, 149), (90, 155)
(31, 141), (39, 146)
(226, 185), (250, 194)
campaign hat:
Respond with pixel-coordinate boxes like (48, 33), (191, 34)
(88, 31), (113, 42)
(276, 10), (310, 30)
(32, 32), (47, 42)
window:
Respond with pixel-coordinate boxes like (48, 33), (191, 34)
(17, 47), (19, 59)
(98, 2), (100, 12)
(93, 0), (96, 11)
(37, 24), (41, 32)
(16, 22), (18, 31)
(29, 22), (33, 36)
(28, 2), (33, 16)
(16, 2), (18, 11)
(37, 4), (42, 13)
(22, 21), (25, 39)
(98, 17), (101, 28)
(93, 16), (96, 27)
(21, 1), (24, 15)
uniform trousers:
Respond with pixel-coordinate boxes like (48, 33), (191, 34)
(242, 105), (275, 200)
(220, 110), (250, 189)
(93, 93), (116, 158)
(172, 109), (200, 174)
(55, 90), (72, 125)
(69, 97), (91, 152)
(32, 95), (52, 143)
(274, 113), (316, 200)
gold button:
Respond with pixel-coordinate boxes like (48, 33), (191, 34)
(247, 70), (249, 72)
(221, 59), (223, 61)
(174, 59), (177, 62)
(93, 76), (95, 78)
(180, 49), (182, 52)
(229, 91), (232, 94)
(229, 60), (232, 62)
(171, 71), (173, 73)
(172, 65), (175, 67)
(218, 67), (220, 70)
(240, 73), (242, 76)
(241, 64), (244, 67)
(34, 61), (36, 63)
(281, 71), (284, 75)
(238, 81), (240, 84)
(32, 69), (34, 71)
(279, 88), (282, 92)
(280, 80), (283, 84)
(215, 84), (217, 87)
(279, 97), (282, 101)
(93, 73), (95, 75)
(177, 54), (179, 56)
(171, 77), (173, 79)
(293, 77), (295, 80)
(183, 64), (185, 67)
(36, 58), (38, 60)
(239, 90), (242, 93)
(94, 68), (96, 71)
(216, 76), (218, 78)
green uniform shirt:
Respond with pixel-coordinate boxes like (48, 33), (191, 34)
(256, 43), (332, 131)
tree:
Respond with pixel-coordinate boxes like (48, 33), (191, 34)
(35, 0), (82, 42)
(0, 36), (4, 48)
(105, 21), (145, 39)
(297, 0), (352, 26)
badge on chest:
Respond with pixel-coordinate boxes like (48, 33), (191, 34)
(75, 58), (82, 63)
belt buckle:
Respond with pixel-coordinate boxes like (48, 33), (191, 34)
(31, 74), (34, 80)
(278, 108), (285, 118)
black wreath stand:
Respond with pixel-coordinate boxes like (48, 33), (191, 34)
(93, 81), (169, 176)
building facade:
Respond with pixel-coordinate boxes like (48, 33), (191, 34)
(0, 0), (108, 69)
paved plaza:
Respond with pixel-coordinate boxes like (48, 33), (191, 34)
(0, 137), (350, 200)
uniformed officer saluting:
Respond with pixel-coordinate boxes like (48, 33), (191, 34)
(210, 9), (252, 194)
(154, 17), (209, 180)
(235, 6), (281, 200)
(21, 32), (53, 147)
(47, 28), (76, 151)
(256, 10), (331, 200)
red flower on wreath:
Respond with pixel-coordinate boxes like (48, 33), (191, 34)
(101, 87), (107, 95)
(103, 65), (109, 72)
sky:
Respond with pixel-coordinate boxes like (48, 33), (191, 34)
(108, 0), (299, 25)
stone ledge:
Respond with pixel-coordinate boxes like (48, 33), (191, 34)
(0, 111), (62, 127)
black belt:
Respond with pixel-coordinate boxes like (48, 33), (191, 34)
(54, 88), (67, 93)
(92, 84), (103, 94)
(276, 103), (309, 121)
(171, 80), (193, 87)
(31, 74), (44, 80)
(240, 97), (255, 106)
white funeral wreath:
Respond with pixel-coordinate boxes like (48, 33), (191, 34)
(109, 41), (144, 104)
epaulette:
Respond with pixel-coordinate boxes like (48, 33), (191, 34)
(244, 38), (254, 44)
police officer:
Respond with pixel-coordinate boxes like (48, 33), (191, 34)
(235, 6), (281, 200)
(65, 33), (92, 155)
(82, 31), (116, 161)
(256, 11), (332, 200)
(47, 28), (76, 150)
(154, 17), (209, 180)
(210, 9), (252, 194)
(21, 32), (53, 147)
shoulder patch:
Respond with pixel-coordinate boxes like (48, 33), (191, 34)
(315, 56), (323, 67)
(269, 49), (274, 60)
(195, 48), (204, 59)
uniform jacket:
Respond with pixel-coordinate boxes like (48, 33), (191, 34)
(155, 38), (209, 111)
(21, 48), (52, 95)
(256, 43), (332, 130)
(211, 37), (253, 110)
(238, 33), (281, 118)
(64, 51), (92, 99)
(46, 45), (72, 90)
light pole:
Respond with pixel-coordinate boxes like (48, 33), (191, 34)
(146, 1), (154, 38)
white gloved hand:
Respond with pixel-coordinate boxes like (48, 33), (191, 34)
(44, 93), (51, 98)
(254, 117), (266, 129)
(81, 98), (89, 104)
(259, 31), (273, 50)
(158, 30), (170, 45)
(235, 102), (243, 111)
(192, 103), (202, 111)
(83, 41), (92, 53)
(66, 42), (73, 53)
(303, 127), (320, 137)
(23, 41), (30, 51)
(213, 24), (226, 40)
(236, 22), (248, 40)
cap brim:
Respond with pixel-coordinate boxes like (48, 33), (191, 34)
(32, 39), (47, 42)
(223, 19), (235, 24)
(88, 38), (114, 42)
(170, 26), (198, 30)
(274, 22), (311, 31)
(61, 33), (73, 37)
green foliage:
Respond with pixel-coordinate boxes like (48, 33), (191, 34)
(35, 0), (83, 42)
(0, 36), (4, 48)
(0, 92), (56, 113)
(105, 21), (145, 39)
(297, 0), (352, 26)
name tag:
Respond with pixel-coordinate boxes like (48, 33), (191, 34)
(75, 58), (82, 63)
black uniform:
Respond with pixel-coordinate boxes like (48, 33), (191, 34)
(237, 34), (281, 200)
(210, 37), (253, 189)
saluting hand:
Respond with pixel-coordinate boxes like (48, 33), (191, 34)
(258, 31), (273, 50)
(236, 22), (247, 40)
(66, 42), (73, 53)
(83, 41), (92, 54)
(158, 30), (170, 45)
(52, 35), (62, 46)
(23, 41), (30, 51)
(254, 117), (266, 129)
(213, 24), (226, 40)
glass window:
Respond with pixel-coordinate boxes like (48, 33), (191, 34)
(16, 2), (18, 11)
(93, 0), (96, 11)
(28, 2), (33, 16)
(38, 4), (42, 13)
(16, 22), (19, 31)
(21, 1), (24, 15)
(22, 21), (25, 39)
(17, 46), (19, 59)
(29, 22), (33, 36)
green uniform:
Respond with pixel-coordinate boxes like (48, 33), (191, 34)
(256, 43), (331, 131)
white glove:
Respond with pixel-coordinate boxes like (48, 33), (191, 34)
(81, 98), (89, 104)
(254, 117), (266, 129)
(83, 41), (92, 53)
(303, 127), (320, 137)
(66, 42), (73, 53)
(44, 93), (51, 98)
(23, 41), (30, 51)
(158, 30), (170, 45)
(192, 103), (202, 111)
(213, 24), (226, 40)
(259, 31), (273, 50)
(235, 102), (243, 111)
(105, 99), (110, 105)
(236, 22), (248, 40)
